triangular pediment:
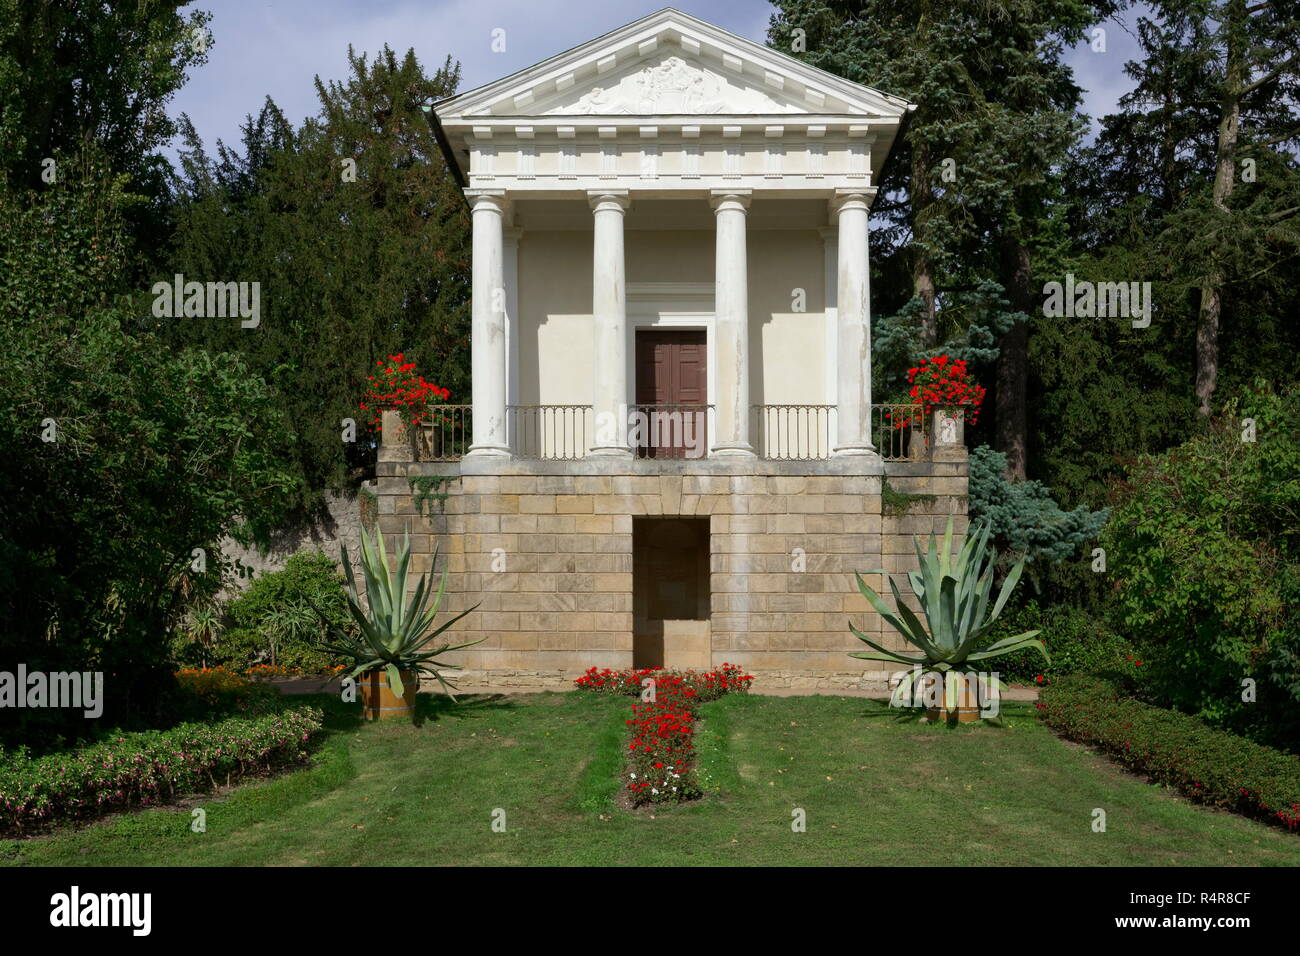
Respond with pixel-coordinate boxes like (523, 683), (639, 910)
(435, 7), (912, 121)
(538, 51), (805, 116)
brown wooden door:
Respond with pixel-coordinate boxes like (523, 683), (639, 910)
(635, 330), (707, 459)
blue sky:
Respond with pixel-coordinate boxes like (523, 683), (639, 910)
(168, 0), (1147, 159)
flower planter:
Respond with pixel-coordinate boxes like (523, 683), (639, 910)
(358, 668), (418, 721)
(924, 673), (982, 724)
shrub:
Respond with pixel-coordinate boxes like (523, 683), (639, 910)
(0, 707), (323, 835)
(215, 551), (351, 673)
(980, 601), (1135, 683)
(0, 163), (298, 733)
(1101, 383), (1300, 747)
(575, 665), (753, 806)
(1038, 675), (1300, 833)
(174, 625), (263, 671)
(173, 668), (284, 720)
(968, 444), (1108, 567)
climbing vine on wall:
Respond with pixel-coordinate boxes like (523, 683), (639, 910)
(408, 475), (454, 516)
(881, 477), (939, 518)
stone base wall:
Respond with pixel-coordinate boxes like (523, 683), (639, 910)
(373, 445), (968, 685)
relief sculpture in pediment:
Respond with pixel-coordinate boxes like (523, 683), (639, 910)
(558, 55), (790, 115)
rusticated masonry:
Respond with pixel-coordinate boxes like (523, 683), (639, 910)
(372, 414), (968, 692)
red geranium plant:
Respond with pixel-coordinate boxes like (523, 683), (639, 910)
(894, 354), (986, 430)
(359, 353), (451, 432)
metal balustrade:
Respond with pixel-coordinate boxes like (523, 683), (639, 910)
(414, 405), (472, 461)
(413, 402), (934, 463)
(751, 404), (835, 460)
(506, 404), (592, 460)
(629, 404), (712, 460)
(872, 403), (929, 462)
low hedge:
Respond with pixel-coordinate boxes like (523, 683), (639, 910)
(1039, 675), (1300, 832)
(0, 707), (323, 836)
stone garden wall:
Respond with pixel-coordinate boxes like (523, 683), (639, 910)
(218, 486), (375, 597)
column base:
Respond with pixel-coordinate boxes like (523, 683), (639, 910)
(587, 445), (633, 458)
(711, 443), (757, 458)
(832, 444), (882, 459)
(465, 444), (512, 459)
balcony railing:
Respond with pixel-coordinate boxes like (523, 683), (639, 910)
(751, 404), (834, 460)
(415, 405), (472, 462)
(506, 404), (591, 460)
(411, 402), (933, 463)
(872, 403), (928, 462)
(630, 404), (712, 460)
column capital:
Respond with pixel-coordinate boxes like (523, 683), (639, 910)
(587, 189), (630, 212)
(830, 188), (877, 217)
(464, 188), (508, 213)
(710, 188), (752, 212)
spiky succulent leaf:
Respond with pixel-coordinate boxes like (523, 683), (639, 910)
(312, 525), (482, 704)
(847, 518), (1049, 691)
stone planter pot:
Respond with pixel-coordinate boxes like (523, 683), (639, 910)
(931, 406), (967, 461)
(358, 668), (418, 721)
(907, 421), (927, 460)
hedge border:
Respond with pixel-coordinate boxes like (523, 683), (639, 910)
(1038, 675), (1300, 833)
(0, 706), (324, 836)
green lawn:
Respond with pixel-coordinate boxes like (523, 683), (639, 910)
(4, 691), (1298, 866)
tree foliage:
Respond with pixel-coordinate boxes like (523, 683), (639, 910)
(162, 46), (471, 506)
(1102, 384), (1300, 746)
(0, 159), (296, 731)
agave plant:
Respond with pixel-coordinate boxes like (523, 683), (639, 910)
(314, 524), (481, 700)
(849, 516), (1046, 708)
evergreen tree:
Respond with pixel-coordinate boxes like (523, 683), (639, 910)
(0, 0), (212, 262)
(1081, 0), (1300, 416)
(768, 0), (1109, 478)
(163, 47), (471, 509)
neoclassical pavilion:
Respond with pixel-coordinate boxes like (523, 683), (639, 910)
(377, 8), (968, 688)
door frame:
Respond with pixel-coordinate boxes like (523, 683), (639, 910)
(626, 282), (715, 444)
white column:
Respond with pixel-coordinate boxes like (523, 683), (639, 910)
(466, 190), (510, 458)
(589, 190), (631, 456)
(710, 189), (755, 457)
(832, 189), (878, 456)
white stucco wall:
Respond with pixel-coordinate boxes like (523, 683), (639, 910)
(518, 230), (594, 408)
(516, 223), (828, 413)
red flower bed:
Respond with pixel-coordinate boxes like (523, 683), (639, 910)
(575, 664), (753, 806)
